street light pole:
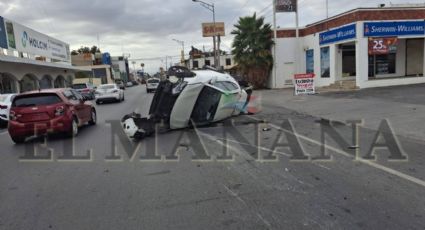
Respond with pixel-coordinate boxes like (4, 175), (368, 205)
(192, 0), (219, 69)
(172, 39), (185, 65)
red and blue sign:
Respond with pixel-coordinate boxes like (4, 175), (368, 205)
(319, 24), (356, 46)
(364, 21), (425, 37)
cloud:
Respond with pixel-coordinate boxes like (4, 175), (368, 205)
(0, 0), (421, 73)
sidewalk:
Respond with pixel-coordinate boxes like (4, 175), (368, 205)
(255, 84), (425, 141)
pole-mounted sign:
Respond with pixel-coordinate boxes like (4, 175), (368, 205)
(275, 0), (297, 13)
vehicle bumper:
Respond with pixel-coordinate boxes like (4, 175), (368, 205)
(8, 116), (72, 138)
(96, 94), (120, 101)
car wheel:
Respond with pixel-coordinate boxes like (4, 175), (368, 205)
(11, 136), (25, 144)
(89, 109), (97, 125)
(67, 117), (79, 137)
(96, 100), (101, 105)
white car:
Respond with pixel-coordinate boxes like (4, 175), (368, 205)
(95, 84), (124, 104)
(126, 82), (133, 87)
(0, 94), (16, 126)
(122, 66), (252, 139)
(146, 78), (160, 93)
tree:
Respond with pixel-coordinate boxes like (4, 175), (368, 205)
(71, 46), (101, 56)
(231, 13), (274, 89)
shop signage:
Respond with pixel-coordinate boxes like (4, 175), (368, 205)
(364, 21), (425, 37)
(294, 73), (315, 95)
(276, 0), (297, 13)
(202, 22), (225, 37)
(3, 18), (70, 62)
(368, 37), (398, 55)
(0, 16), (7, 49)
(319, 24), (356, 45)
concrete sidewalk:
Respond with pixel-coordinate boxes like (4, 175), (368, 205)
(255, 84), (425, 141)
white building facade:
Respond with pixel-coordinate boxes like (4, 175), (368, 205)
(272, 7), (425, 89)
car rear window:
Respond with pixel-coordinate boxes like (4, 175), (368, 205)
(148, 79), (160, 83)
(99, 85), (115, 90)
(13, 94), (62, 107)
(72, 84), (87, 89)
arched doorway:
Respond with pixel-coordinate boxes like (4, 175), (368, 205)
(54, 75), (66, 88)
(40, 75), (53, 89)
(0, 73), (19, 94)
(20, 74), (39, 93)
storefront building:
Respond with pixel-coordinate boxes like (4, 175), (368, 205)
(0, 16), (84, 94)
(273, 6), (425, 89)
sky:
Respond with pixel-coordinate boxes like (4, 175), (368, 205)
(0, 0), (420, 73)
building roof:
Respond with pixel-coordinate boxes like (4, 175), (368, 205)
(0, 55), (88, 72)
(277, 6), (425, 38)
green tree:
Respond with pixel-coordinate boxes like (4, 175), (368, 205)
(231, 13), (274, 89)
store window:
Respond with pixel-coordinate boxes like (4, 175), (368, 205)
(368, 54), (396, 77)
(306, 49), (314, 74)
(320, 47), (330, 78)
(226, 58), (232, 66)
(193, 60), (199, 68)
(342, 45), (356, 77)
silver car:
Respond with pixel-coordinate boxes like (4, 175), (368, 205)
(95, 84), (125, 104)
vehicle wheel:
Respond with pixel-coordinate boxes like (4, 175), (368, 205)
(89, 109), (97, 125)
(67, 117), (79, 137)
(11, 136), (25, 144)
(96, 100), (101, 105)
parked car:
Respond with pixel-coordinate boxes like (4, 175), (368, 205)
(0, 94), (16, 127)
(115, 80), (125, 90)
(126, 82), (133, 87)
(146, 78), (160, 93)
(122, 66), (252, 140)
(8, 89), (96, 144)
(95, 84), (124, 104)
(72, 83), (96, 100)
(131, 80), (139, 86)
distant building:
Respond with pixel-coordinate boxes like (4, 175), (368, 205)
(111, 56), (130, 82)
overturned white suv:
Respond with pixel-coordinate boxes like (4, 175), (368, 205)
(122, 66), (253, 140)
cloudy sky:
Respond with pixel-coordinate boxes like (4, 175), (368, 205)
(0, 0), (419, 73)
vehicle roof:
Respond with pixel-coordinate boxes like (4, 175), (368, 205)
(19, 88), (66, 95)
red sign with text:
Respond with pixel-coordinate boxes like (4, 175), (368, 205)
(368, 37), (398, 55)
(294, 74), (315, 95)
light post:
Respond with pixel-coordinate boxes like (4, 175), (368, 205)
(192, 0), (220, 69)
(172, 39), (185, 65)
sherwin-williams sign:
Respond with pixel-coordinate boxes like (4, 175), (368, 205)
(364, 21), (425, 37)
(3, 18), (70, 62)
(0, 16), (7, 49)
(319, 24), (356, 46)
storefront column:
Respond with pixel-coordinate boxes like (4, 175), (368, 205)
(356, 23), (369, 88)
(329, 44), (337, 83)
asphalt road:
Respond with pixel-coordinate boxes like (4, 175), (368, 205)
(0, 86), (424, 230)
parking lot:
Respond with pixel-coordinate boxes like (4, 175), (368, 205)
(0, 84), (425, 229)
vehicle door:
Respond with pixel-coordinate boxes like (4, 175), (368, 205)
(63, 90), (85, 123)
(71, 90), (91, 122)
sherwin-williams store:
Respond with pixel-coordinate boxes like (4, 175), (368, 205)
(273, 6), (425, 89)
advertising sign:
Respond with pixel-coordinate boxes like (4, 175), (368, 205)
(0, 17), (7, 49)
(306, 49), (314, 74)
(276, 0), (297, 12)
(364, 21), (425, 37)
(3, 18), (70, 62)
(202, 22), (225, 37)
(368, 37), (398, 55)
(320, 47), (330, 78)
(319, 24), (356, 46)
(294, 73), (315, 95)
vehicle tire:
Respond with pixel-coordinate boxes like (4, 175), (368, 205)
(89, 109), (97, 125)
(96, 100), (101, 105)
(11, 136), (25, 144)
(67, 117), (79, 137)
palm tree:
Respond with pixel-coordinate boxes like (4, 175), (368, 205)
(231, 13), (274, 89)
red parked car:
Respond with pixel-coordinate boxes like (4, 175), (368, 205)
(8, 88), (97, 144)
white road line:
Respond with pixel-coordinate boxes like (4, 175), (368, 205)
(247, 116), (425, 188)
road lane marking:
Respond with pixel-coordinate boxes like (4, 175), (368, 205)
(246, 116), (425, 188)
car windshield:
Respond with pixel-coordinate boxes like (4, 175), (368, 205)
(72, 84), (87, 89)
(99, 85), (115, 90)
(12, 94), (62, 107)
(148, 79), (160, 83)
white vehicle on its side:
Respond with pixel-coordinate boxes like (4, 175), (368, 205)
(146, 78), (160, 93)
(95, 84), (124, 104)
(0, 94), (16, 126)
(122, 66), (253, 139)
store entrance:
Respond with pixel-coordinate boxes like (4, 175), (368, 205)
(406, 38), (424, 76)
(337, 42), (356, 80)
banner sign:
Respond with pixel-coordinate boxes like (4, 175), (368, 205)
(3, 18), (70, 62)
(364, 21), (425, 37)
(368, 37), (398, 55)
(294, 73), (315, 95)
(276, 0), (297, 12)
(202, 22), (225, 37)
(319, 24), (356, 46)
(0, 17), (7, 49)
